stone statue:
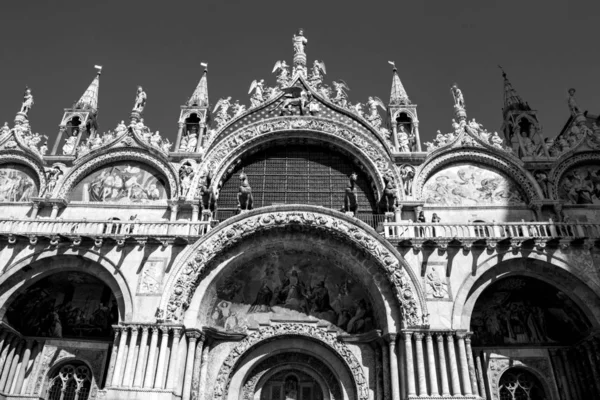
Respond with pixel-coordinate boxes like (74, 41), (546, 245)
(0, 122), (9, 136)
(248, 79), (265, 108)
(161, 138), (172, 153)
(20, 87), (34, 116)
(332, 80), (350, 108)
(344, 173), (359, 215)
(62, 135), (77, 155)
(213, 97), (232, 129)
(45, 166), (63, 196)
(179, 162), (195, 197)
(568, 88), (581, 116)
(293, 29), (307, 55)
(366, 97), (385, 129)
(150, 131), (162, 148)
(237, 172), (253, 211)
(115, 120), (127, 135)
(231, 100), (246, 118)
(272, 60), (291, 87)
(521, 132), (536, 156)
(309, 60), (326, 87)
(397, 125), (410, 152)
(451, 84), (465, 109)
(381, 174), (397, 213)
(534, 171), (552, 199)
(490, 132), (504, 149)
(39, 142), (48, 156)
(400, 165), (415, 196)
(133, 86), (147, 113)
(352, 102), (364, 118)
(199, 172), (217, 214)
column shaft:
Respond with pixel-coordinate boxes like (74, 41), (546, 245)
(122, 326), (139, 387)
(382, 342), (391, 400)
(561, 348), (582, 400)
(413, 333), (427, 396)
(375, 346), (383, 400)
(397, 334), (406, 399)
(388, 336), (400, 400)
(166, 328), (182, 389)
(456, 334), (472, 395)
(176, 334), (188, 396)
(190, 338), (205, 400)
(13, 340), (33, 394)
(198, 344), (210, 399)
(464, 336), (479, 396)
(550, 349), (572, 400)
(475, 353), (488, 400)
(446, 333), (461, 396)
(0, 335), (16, 387)
(425, 333), (439, 396)
(154, 329), (170, 389)
(144, 327), (160, 388)
(0, 331), (8, 356)
(4, 340), (24, 393)
(105, 329), (121, 387)
(436, 334), (450, 396)
(403, 332), (416, 396)
(112, 327), (129, 387)
(182, 334), (200, 400)
(133, 327), (149, 387)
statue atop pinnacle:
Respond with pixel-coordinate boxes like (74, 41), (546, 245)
(292, 29), (308, 77)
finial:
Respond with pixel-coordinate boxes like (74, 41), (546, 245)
(187, 63), (209, 107)
(94, 65), (103, 75)
(388, 61), (397, 71)
(498, 65), (506, 79)
(200, 62), (208, 72)
(74, 66), (102, 111)
(451, 83), (466, 120)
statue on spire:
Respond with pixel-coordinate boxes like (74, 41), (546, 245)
(133, 86), (147, 113)
(568, 88), (582, 116)
(20, 87), (34, 116)
(292, 29), (308, 76)
(451, 84), (465, 109)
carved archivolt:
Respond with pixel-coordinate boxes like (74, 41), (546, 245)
(488, 357), (558, 400)
(549, 152), (600, 200)
(56, 148), (179, 200)
(414, 149), (541, 202)
(160, 206), (425, 327)
(200, 116), (401, 199)
(213, 323), (367, 400)
(0, 152), (47, 195)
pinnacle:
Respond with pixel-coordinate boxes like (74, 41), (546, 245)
(500, 67), (530, 114)
(188, 69), (209, 107)
(75, 71), (100, 112)
(390, 66), (410, 106)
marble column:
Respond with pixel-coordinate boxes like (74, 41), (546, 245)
(425, 333), (439, 396)
(133, 326), (150, 387)
(375, 346), (383, 400)
(475, 353), (487, 400)
(167, 327), (182, 390)
(13, 339), (33, 394)
(190, 337), (205, 400)
(112, 326), (129, 387)
(22, 341), (41, 395)
(4, 339), (24, 393)
(182, 331), (201, 400)
(549, 348), (572, 400)
(176, 334), (188, 396)
(105, 328), (121, 387)
(446, 333), (461, 396)
(143, 327), (160, 388)
(464, 334), (479, 396)
(154, 327), (170, 389)
(388, 334), (400, 400)
(456, 333), (472, 395)
(382, 341), (391, 400)
(435, 333), (450, 396)
(198, 344), (210, 399)
(560, 348), (582, 400)
(403, 332), (416, 397)
(413, 333), (427, 396)
(0, 335), (17, 387)
(0, 331), (8, 355)
(397, 334), (406, 399)
(123, 325), (139, 387)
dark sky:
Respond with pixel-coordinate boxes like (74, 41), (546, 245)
(1, 1), (598, 147)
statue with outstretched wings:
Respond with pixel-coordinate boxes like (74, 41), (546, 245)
(248, 79), (264, 107)
(272, 60), (290, 87)
(366, 96), (386, 129)
(332, 80), (350, 106)
(309, 60), (326, 87)
(213, 97), (232, 129)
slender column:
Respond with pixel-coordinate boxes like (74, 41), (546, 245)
(13, 339), (33, 394)
(167, 327), (182, 389)
(382, 341), (391, 400)
(582, 341), (600, 397)
(112, 326), (129, 387)
(575, 346), (592, 398)
(176, 333), (188, 396)
(549, 348), (572, 400)
(0, 331), (8, 354)
(4, 339), (24, 393)
(388, 334), (400, 400)
(403, 332), (416, 396)
(561, 348), (582, 400)
(105, 328), (121, 387)
(198, 344), (210, 399)
(446, 333), (461, 396)
(413, 333), (427, 396)
(144, 327), (160, 388)
(464, 334), (479, 396)
(456, 333), (472, 395)
(435, 334), (450, 396)
(397, 333), (406, 399)
(22, 341), (41, 395)
(190, 337), (205, 400)
(182, 332), (201, 400)
(475, 353), (488, 400)
(154, 327), (170, 389)
(425, 333), (439, 396)
(122, 325), (139, 387)
(0, 334), (16, 383)
(133, 326), (149, 387)
(375, 345), (383, 400)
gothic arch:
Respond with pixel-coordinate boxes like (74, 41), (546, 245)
(414, 148), (542, 202)
(451, 250), (600, 330)
(549, 151), (600, 200)
(0, 151), (48, 196)
(489, 364), (557, 400)
(159, 205), (426, 328)
(55, 148), (179, 200)
(0, 251), (134, 322)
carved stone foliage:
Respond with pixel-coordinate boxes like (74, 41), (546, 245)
(488, 357), (557, 400)
(56, 149), (178, 200)
(161, 208), (424, 327)
(415, 150), (539, 203)
(201, 116), (399, 198)
(550, 152), (600, 202)
(213, 323), (367, 400)
(241, 352), (342, 400)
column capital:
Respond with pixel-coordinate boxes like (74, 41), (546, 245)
(186, 329), (203, 342)
(424, 332), (434, 341)
(160, 326), (171, 335)
(413, 332), (424, 340)
(402, 331), (413, 341)
(435, 332), (445, 342)
(455, 331), (468, 340)
(172, 327), (183, 337)
(139, 325), (150, 334)
(385, 333), (398, 343)
(445, 332), (455, 341)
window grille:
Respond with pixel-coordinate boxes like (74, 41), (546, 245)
(498, 369), (545, 400)
(47, 363), (91, 400)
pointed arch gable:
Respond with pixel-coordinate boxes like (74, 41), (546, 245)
(55, 148), (179, 200)
(159, 205), (426, 329)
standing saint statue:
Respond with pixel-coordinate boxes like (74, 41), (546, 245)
(293, 29), (307, 55)
(132, 86), (147, 113)
(20, 87), (34, 116)
(451, 83), (465, 109)
(567, 88), (581, 116)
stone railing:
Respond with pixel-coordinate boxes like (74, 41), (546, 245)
(0, 218), (212, 246)
(383, 220), (600, 250)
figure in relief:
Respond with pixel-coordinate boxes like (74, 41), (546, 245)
(248, 79), (264, 108)
(400, 164), (415, 196)
(451, 83), (465, 109)
(179, 162), (195, 197)
(426, 267), (448, 298)
(272, 60), (291, 87)
(132, 86), (147, 113)
(0, 165), (38, 202)
(558, 165), (600, 204)
(309, 60), (326, 87)
(45, 166), (63, 196)
(237, 172), (253, 211)
(344, 172), (359, 215)
(366, 96), (386, 129)
(332, 80), (350, 108)
(20, 87), (34, 116)
(213, 97), (232, 129)
(279, 87), (308, 116)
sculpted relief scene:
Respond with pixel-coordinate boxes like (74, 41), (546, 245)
(470, 277), (591, 346)
(0, 164), (38, 202)
(71, 161), (168, 202)
(422, 163), (525, 206)
(208, 252), (376, 334)
(6, 272), (118, 339)
(558, 164), (600, 204)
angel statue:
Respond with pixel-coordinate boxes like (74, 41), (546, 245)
(309, 60), (326, 87)
(133, 86), (147, 113)
(293, 29), (307, 55)
(248, 79), (265, 108)
(20, 87), (34, 116)
(213, 97), (232, 129)
(332, 80), (350, 108)
(451, 84), (465, 110)
(366, 97), (386, 129)
(272, 60), (290, 87)
(231, 100), (246, 118)
(568, 88), (582, 116)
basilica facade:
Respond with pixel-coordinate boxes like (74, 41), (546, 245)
(0, 30), (598, 400)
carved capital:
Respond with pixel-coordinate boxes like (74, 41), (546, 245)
(172, 327), (183, 338)
(413, 332), (424, 341)
(435, 332), (445, 342)
(185, 329), (203, 342)
(455, 331), (467, 340)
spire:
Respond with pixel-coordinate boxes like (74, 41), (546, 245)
(188, 63), (209, 107)
(75, 66), (102, 112)
(500, 66), (529, 115)
(388, 61), (410, 106)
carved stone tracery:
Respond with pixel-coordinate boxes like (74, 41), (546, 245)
(487, 357), (558, 400)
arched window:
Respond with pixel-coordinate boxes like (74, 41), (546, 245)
(47, 363), (92, 400)
(498, 369), (546, 400)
